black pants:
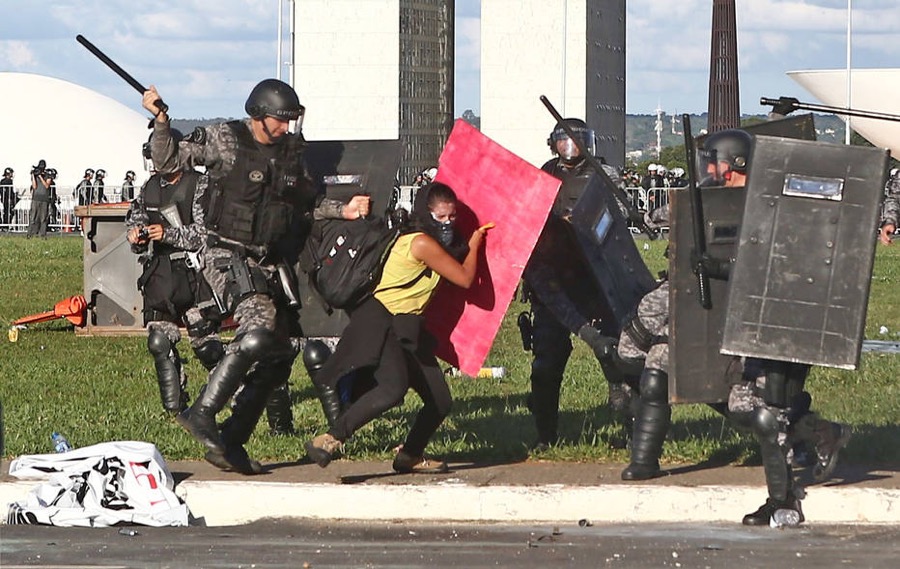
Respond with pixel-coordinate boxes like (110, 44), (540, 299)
(321, 298), (452, 457)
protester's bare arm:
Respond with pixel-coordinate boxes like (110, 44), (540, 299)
(410, 223), (494, 288)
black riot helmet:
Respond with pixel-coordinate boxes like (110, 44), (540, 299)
(45, 168), (57, 179)
(3, 167), (12, 177)
(125, 170), (135, 180)
(547, 118), (596, 165)
(84, 168), (95, 178)
(245, 79), (305, 122)
(698, 128), (752, 185)
(95, 169), (106, 179)
(142, 128), (183, 160)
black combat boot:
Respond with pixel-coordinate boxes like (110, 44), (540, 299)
(179, 351), (250, 454)
(621, 368), (670, 481)
(742, 493), (804, 526)
(527, 386), (560, 451)
(265, 383), (296, 436)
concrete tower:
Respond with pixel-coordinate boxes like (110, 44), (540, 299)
(294, 0), (454, 184)
(481, 0), (626, 168)
(707, 0), (741, 133)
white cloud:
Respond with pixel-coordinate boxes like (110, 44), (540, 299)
(0, 41), (37, 68)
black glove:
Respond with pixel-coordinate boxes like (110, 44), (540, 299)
(577, 324), (618, 361)
(689, 251), (732, 280)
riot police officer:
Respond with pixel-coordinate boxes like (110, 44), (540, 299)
(616, 129), (753, 481)
(663, 130), (851, 525)
(142, 79), (370, 474)
(76, 169), (94, 207)
(522, 118), (638, 450)
(878, 167), (900, 245)
(122, 170), (136, 202)
(92, 169), (107, 204)
(126, 129), (226, 423)
(1, 167), (15, 229)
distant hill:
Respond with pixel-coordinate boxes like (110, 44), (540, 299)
(624, 113), (848, 157)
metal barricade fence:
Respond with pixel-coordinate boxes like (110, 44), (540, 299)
(0, 186), (129, 233)
(625, 186), (669, 235)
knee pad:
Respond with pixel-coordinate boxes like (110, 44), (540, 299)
(302, 339), (332, 374)
(192, 339), (225, 371)
(233, 328), (295, 362)
(147, 329), (174, 357)
(639, 368), (668, 405)
(751, 406), (781, 441)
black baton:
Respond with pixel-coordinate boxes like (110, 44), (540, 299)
(76, 34), (168, 115)
(682, 114), (711, 309)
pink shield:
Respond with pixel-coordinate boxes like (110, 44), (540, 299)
(426, 119), (560, 375)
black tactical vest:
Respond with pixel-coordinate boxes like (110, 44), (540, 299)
(142, 170), (200, 257)
(203, 121), (316, 248)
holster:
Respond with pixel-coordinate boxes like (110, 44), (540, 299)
(216, 251), (271, 312)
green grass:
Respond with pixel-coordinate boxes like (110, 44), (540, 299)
(1, 234), (899, 467)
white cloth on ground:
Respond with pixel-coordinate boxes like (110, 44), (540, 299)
(6, 440), (189, 527)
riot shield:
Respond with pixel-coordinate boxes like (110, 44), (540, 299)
(297, 139), (402, 337)
(567, 172), (656, 334)
(721, 135), (888, 369)
(668, 186), (746, 403)
(304, 139), (403, 217)
(742, 113), (816, 141)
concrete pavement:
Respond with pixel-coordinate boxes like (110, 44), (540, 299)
(4, 458), (898, 527)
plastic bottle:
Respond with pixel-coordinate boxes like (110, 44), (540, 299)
(770, 508), (801, 528)
(51, 432), (72, 453)
(449, 367), (506, 379)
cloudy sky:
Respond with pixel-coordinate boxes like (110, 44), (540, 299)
(1, 0), (897, 119)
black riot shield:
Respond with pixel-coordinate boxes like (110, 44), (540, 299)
(742, 113), (817, 141)
(296, 139), (402, 337)
(566, 172), (656, 334)
(721, 135), (888, 369)
(304, 139), (403, 217)
(669, 185), (746, 403)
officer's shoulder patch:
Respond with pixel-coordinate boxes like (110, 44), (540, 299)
(184, 127), (207, 145)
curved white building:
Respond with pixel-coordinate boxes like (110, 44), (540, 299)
(0, 72), (149, 197)
(788, 68), (900, 159)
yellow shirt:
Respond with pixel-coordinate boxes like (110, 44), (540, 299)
(374, 232), (441, 315)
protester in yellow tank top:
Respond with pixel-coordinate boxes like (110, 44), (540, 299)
(305, 183), (494, 473)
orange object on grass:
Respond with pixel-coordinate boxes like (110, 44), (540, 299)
(13, 295), (87, 327)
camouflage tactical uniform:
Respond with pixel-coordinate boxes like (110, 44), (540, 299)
(126, 171), (224, 415)
(880, 169), (900, 228)
(150, 118), (346, 471)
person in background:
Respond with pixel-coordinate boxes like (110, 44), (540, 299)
(27, 160), (51, 238)
(92, 169), (107, 204)
(76, 169), (95, 207)
(1, 167), (15, 230)
(122, 170), (137, 202)
(878, 167), (900, 245)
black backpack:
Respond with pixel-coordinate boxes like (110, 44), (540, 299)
(300, 216), (400, 311)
